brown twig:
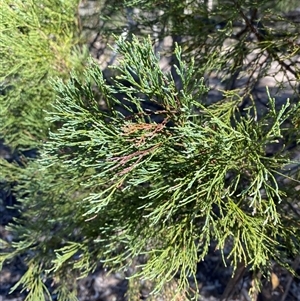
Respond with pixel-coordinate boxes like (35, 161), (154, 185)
(107, 144), (160, 175)
(280, 256), (300, 301)
(221, 261), (246, 300)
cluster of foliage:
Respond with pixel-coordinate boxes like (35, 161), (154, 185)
(0, 0), (87, 149)
(1, 0), (300, 300)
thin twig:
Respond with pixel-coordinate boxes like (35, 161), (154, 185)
(280, 256), (300, 301)
(221, 261), (246, 300)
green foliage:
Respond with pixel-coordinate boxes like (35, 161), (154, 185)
(2, 34), (300, 300)
(1, 0), (300, 300)
(0, 0), (86, 149)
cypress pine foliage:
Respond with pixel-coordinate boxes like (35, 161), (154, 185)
(1, 0), (300, 300)
(0, 0), (86, 150)
(2, 35), (300, 300)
